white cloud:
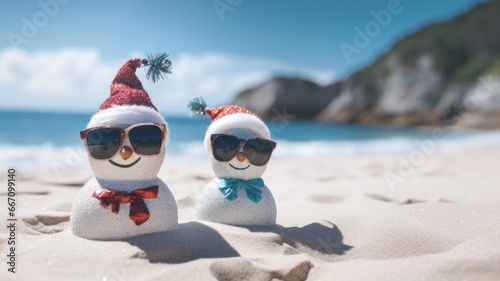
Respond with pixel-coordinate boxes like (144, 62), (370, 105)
(0, 48), (336, 115)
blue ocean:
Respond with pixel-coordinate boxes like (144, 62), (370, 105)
(2, 110), (500, 171)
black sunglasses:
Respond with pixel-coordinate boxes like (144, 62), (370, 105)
(80, 123), (166, 160)
(210, 134), (277, 166)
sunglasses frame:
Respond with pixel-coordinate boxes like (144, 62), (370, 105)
(210, 133), (277, 166)
(80, 123), (167, 159)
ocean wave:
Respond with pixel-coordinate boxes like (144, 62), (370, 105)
(2, 130), (500, 172)
(273, 132), (500, 158)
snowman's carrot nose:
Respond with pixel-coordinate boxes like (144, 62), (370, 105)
(236, 152), (246, 162)
(120, 146), (133, 160)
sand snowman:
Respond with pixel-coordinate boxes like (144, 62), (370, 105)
(70, 55), (178, 240)
(188, 98), (277, 225)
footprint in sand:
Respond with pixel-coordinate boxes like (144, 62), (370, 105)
(210, 259), (312, 281)
(0, 191), (49, 196)
(309, 194), (345, 204)
(21, 213), (70, 235)
(193, 174), (212, 181)
(362, 163), (388, 176)
(364, 193), (426, 205)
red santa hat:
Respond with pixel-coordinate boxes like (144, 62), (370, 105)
(87, 54), (171, 141)
(187, 97), (271, 152)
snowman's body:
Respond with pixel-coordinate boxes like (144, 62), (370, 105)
(197, 178), (276, 225)
(196, 128), (277, 226)
(71, 176), (177, 240)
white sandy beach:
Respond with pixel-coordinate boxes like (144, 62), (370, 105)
(1, 148), (500, 281)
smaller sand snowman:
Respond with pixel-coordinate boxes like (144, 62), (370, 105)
(71, 54), (178, 240)
(188, 98), (277, 225)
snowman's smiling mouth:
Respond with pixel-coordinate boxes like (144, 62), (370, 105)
(109, 157), (141, 168)
(229, 163), (250, 170)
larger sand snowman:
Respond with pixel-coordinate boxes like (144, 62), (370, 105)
(71, 55), (178, 240)
(189, 98), (277, 225)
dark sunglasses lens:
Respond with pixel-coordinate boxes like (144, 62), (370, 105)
(129, 125), (163, 155)
(244, 139), (273, 166)
(213, 135), (240, 162)
(86, 128), (121, 159)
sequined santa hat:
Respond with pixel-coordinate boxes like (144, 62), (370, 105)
(187, 97), (271, 152)
(87, 53), (172, 138)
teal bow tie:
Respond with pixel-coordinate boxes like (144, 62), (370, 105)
(218, 178), (265, 203)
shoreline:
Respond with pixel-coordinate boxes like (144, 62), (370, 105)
(3, 135), (500, 175)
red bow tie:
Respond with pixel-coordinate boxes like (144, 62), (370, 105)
(93, 186), (159, 225)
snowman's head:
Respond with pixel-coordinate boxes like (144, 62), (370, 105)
(209, 128), (276, 180)
(83, 105), (169, 181)
(203, 111), (275, 180)
(81, 57), (174, 181)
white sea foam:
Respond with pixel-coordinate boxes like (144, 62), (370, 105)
(3, 129), (500, 172)
(288, 130), (500, 157)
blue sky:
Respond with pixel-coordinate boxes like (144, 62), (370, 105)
(0, 0), (488, 114)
